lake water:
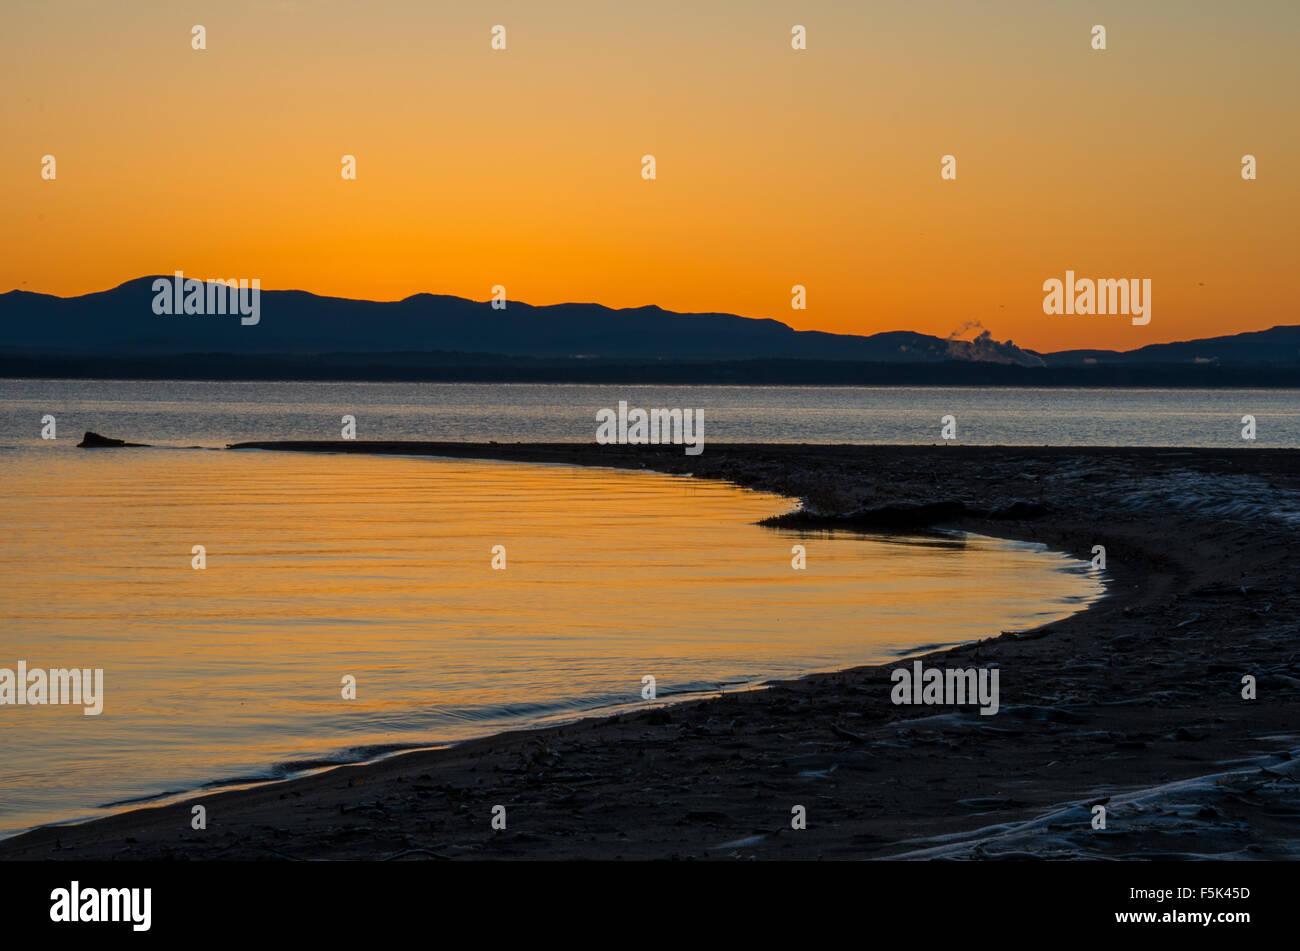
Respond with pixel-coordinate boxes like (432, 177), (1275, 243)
(0, 379), (1199, 837)
(1, 380), (1298, 447)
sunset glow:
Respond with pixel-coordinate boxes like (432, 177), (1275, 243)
(3, 0), (1297, 351)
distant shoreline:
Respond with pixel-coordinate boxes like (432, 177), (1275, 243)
(3, 442), (1298, 860)
(4, 357), (1300, 387)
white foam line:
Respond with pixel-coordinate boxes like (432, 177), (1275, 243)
(881, 745), (1300, 860)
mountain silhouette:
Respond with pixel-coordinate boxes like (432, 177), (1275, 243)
(1, 278), (1297, 380)
(0, 277), (966, 362)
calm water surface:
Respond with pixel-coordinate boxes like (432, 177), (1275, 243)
(0, 382), (1122, 836)
(1, 379), (1298, 446)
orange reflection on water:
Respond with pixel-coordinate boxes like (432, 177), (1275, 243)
(0, 446), (1102, 834)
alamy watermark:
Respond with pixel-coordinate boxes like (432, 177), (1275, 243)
(1043, 270), (1150, 326)
(151, 270), (260, 325)
(0, 661), (103, 715)
(50, 881), (150, 931)
(595, 400), (704, 455)
(891, 660), (999, 716)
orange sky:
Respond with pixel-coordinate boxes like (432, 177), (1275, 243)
(3, 0), (1297, 352)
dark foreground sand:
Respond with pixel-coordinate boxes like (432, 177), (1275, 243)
(4, 443), (1299, 860)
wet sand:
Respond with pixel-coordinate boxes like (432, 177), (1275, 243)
(4, 443), (1298, 860)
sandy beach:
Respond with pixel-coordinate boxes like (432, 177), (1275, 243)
(3, 442), (1298, 861)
